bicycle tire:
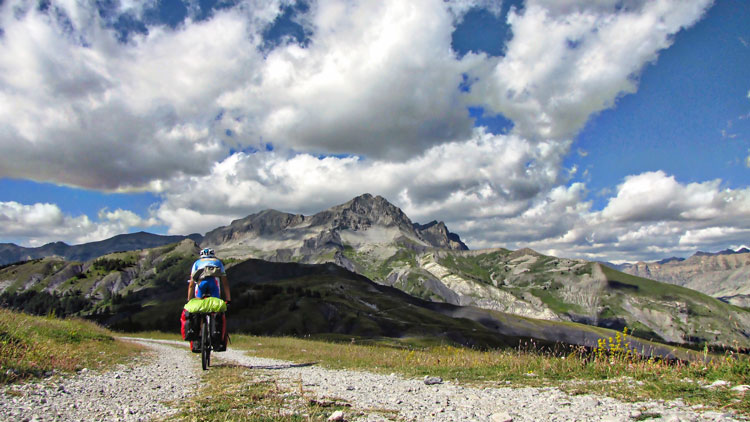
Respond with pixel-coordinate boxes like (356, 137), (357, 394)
(201, 316), (211, 370)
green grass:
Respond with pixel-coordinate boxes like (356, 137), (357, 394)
(530, 288), (584, 314)
(169, 365), (357, 421)
(0, 308), (142, 383)
(437, 253), (493, 283)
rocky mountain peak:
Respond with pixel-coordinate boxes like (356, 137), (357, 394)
(202, 209), (305, 245)
(200, 194), (469, 258)
(694, 248), (750, 257)
(309, 193), (414, 231)
(413, 221), (468, 250)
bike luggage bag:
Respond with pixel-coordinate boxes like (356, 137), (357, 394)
(184, 297), (226, 313)
(181, 309), (200, 341)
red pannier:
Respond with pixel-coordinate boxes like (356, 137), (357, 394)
(180, 309), (200, 341)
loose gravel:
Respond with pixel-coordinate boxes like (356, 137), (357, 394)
(1, 338), (746, 422)
(1, 339), (200, 422)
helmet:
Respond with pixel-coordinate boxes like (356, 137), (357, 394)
(199, 248), (215, 258)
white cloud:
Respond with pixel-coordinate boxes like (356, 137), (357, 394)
(0, 0), (485, 191)
(230, 0), (481, 159)
(0, 1), (280, 190)
(445, 0), (505, 19)
(470, 0), (713, 141)
(98, 208), (158, 228)
(521, 171), (750, 262)
(154, 129), (569, 234)
(0, 0), (714, 189)
(0, 202), (157, 246)
(679, 226), (747, 247)
(601, 171), (725, 222)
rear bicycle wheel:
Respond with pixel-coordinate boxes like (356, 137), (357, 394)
(201, 317), (211, 370)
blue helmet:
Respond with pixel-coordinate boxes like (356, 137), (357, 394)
(199, 248), (215, 258)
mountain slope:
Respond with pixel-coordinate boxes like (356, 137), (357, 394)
(225, 258), (685, 358)
(618, 250), (750, 307)
(0, 239), (199, 324)
(362, 247), (750, 348)
(3, 194), (747, 350)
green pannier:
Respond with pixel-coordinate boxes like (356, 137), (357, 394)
(184, 297), (227, 313)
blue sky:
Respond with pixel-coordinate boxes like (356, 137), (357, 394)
(0, 0), (748, 263)
(570, 0), (749, 202)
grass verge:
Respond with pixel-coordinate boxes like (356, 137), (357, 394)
(229, 332), (750, 416)
(167, 364), (359, 421)
(0, 308), (141, 384)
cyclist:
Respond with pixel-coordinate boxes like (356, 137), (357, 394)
(187, 248), (231, 351)
(188, 248), (231, 303)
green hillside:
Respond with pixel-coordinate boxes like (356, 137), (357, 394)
(337, 247), (750, 349)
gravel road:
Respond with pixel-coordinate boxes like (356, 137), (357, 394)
(1, 338), (746, 422)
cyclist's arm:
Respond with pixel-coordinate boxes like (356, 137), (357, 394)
(187, 278), (195, 301)
(220, 275), (231, 302)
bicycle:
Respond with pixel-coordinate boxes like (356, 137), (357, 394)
(199, 312), (216, 370)
(182, 296), (228, 370)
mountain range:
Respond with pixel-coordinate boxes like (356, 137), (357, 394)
(610, 249), (750, 308)
(0, 238), (693, 359)
(1, 193), (749, 352)
(0, 232), (203, 265)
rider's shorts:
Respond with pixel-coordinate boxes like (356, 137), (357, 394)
(195, 277), (221, 299)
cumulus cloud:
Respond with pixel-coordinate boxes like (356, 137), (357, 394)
(0, 1), (274, 190)
(518, 171), (750, 262)
(0, 0), (484, 190)
(601, 172), (726, 222)
(470, 0), (713, 141)
(0, 202), (157, 246)
(8, 0), (711, 189)
(154, 128), (570, 234)
(445, 0), (506, 19)
(0, 0), (713, 188)
(224, 0), (481, 159)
